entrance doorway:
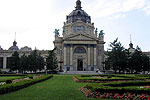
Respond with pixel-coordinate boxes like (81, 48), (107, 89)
(77, 59), (83, 71)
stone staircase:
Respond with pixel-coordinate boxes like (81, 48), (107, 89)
(61, 71), (100, 75)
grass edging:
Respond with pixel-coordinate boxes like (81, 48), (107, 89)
(0, 75), (53, 95)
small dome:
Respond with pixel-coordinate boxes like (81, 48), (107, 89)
(66, 0), (91, 23)
(9, 46), (19, 51)
(8, 41), (19, 51)
(20, 46), (32, 51)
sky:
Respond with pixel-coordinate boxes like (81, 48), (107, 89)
(0, 0), (150, 51)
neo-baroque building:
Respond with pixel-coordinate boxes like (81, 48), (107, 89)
(53, 0), (105, 72)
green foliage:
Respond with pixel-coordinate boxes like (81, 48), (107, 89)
(6, 50), (45, 74)
(20, 50), (45, 73)
(0, 75), (30, 82)
(28, 50), (45, 73)
(105, 38), (127, 73)
(46, 48), (58, 72)
(20, 54), (28, 73)
(5, 80), (12, 84)
(75, 74), (149, 83)
(85, 81), (150, 95)
(0, 68), (1, 74)
(0, 75), (53, 95)
(105, 38), (150, 74)
(128, 46), (150, 73)
(9, 51), (20, 71)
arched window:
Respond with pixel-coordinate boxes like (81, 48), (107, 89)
(74, 47), (86, 53)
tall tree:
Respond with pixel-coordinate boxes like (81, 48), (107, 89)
(129, 46), (150, 74)
(20, 54), (28, 73)
(27, 50), (45, 73)
(105, 38), (127, 74)
(46, 48), (58, 72)
(141, 54), (150, 74)
(9, 51), (20, 72)
(37, 53), (45, 71)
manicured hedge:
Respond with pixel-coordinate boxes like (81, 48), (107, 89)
(75, 74), (150, 83)
(85, 81), (150, 94)
(0, 75), (34, 83)
(0, 74), (26, 76)
(0, 75), (53, 95)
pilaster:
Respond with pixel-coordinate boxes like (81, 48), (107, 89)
(88, 44), (91, 66)
(63, 44), (67, 72)
(70, 44), (73, 71)
(94, 44), (97, 71)
(3, 57), (7, 69)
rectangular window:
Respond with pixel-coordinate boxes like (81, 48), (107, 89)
(7, 57), (12, 68)
(0, 57), (3, 68)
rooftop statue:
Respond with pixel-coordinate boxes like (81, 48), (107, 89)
(99, 30), (105, 37)
(62, 26), (65, 33)
(95, 28), (98, 33)
(54, 29), (60, 36)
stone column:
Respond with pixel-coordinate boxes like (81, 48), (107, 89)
(94, 44), (97, 71)
(63, 44), (67, 72)
(88, 44), (91, 71)
(70, 44), (73, 71)
(3, 57), (7, 69)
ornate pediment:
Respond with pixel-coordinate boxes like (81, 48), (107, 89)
(64, 34), (97, 41)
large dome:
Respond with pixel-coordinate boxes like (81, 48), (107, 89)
(66, 0), (91, 23)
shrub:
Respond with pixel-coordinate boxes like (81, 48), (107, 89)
(0, 69), (1, 74)
(74, 74), (149, 83)
(6, 80), (12, 84)
(29, 76), (33, 79)
(0, 75), (53, 95)
(107, 76), (112, 78)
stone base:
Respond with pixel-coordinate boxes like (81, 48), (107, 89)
(94, 65), (98, 71)
(87, 66), (91, 71)
(63, 65), (67, 72)
(70, 65), (73, 71)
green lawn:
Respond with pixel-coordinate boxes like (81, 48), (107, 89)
(0, 75), (100, 100)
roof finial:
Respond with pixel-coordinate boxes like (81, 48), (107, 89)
(130, 34), (132, 44)
(75, 0), (82, 10)
(129, 34), (133, 48)
(14, 32), (16, 41)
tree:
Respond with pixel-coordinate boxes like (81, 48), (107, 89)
(36, 53), (45, 71)
(9, 51), (20, 72)
(129, 46), (150, 74)
(105, 38), (127, 74)
(46, 48), (58, 72)
(20, 54), (28, 73)
(28, 50), (45, 73)
(141, 54), (150, 74)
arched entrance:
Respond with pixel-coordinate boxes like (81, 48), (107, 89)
(77, 59), (83, 71)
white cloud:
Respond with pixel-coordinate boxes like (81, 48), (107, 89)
(84, 0), (149, 19)
(144, 1), (150, 16)
(107, 14), (126, 20)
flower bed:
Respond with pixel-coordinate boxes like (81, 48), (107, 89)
(79, 86), (150, 100)
(0, 75), (53, 95)
(79, 81), (150, 99)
